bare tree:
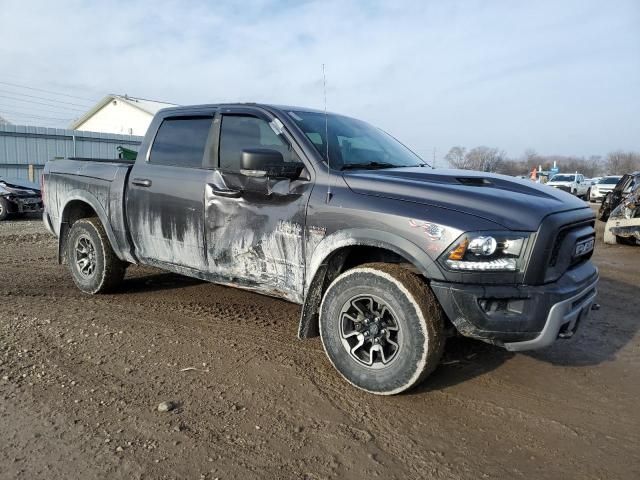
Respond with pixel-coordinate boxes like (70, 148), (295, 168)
(524, 148), (539, 165)
(464, 146), (506, 172)
(444, 146), (467, 169)
(444, 146), (505, 172)
(442, 145), (635, 177)
(606, 151), (640, 175)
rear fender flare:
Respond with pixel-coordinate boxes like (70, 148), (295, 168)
(58, 190), (123, 263)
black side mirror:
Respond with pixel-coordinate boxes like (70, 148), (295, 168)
(240, 148), (301, 179)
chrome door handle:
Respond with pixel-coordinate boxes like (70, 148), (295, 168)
(132, 178), (152, 187)
(207, 183), (242, 198)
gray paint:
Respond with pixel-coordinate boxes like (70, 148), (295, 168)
(42, 103), (599, 347)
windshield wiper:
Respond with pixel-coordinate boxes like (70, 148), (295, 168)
(340, 162), (399, 171)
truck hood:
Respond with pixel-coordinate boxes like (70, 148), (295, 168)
(342, 167), (588, 231)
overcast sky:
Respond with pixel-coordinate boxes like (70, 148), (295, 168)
(0, 0), (638, 160)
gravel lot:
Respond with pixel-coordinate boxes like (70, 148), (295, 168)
(1, 209), (639, 480)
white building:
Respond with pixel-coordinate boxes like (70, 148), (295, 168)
(69, 94), (176, 136)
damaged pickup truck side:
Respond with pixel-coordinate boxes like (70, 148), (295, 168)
(42, 104), (599, 395)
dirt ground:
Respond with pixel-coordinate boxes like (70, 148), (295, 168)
(1, 207), (639, 480)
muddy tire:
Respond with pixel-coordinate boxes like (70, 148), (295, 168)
(319, 263), (445, 395)
(66, 218), (126, 294)
(0, 198), (10, 221)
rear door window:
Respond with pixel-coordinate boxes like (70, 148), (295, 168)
(150, 117), (213, 168)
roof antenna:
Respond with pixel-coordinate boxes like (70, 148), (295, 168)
(323, 64), (332, 203)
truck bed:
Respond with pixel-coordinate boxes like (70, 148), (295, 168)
(43, 157), (136, 263)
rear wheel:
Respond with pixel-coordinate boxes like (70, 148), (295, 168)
(319, 263), (445, 395)
(0, 198), (10, 221)
(66, 218), (126, 294)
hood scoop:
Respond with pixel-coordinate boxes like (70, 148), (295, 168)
(456, 177), (492, 186)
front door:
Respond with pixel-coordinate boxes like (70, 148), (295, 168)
(204, 111), (313, 302)
(127, 115), (214, 270)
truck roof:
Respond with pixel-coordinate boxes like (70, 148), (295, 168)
(157, 103), (339, 117)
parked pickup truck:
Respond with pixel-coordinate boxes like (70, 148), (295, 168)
(546, 173), (590, 199)
(42, 103), (599, 395)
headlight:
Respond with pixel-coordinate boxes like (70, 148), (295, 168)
(439, 232), (531, 272)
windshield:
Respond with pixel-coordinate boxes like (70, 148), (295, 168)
(551, 174), (575, 182)
(286, 110), (424, 170)
(599, 177), (621, 184)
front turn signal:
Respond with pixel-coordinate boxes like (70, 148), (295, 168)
(448, 237), (469, 261)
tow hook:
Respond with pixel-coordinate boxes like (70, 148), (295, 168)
(591, 303), (600, 311)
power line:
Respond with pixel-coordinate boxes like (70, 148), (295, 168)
(0, 94), (87, 112)
(0, 89), (93, 108)
(0, 80), (97, 102)
(0, 103), (81, 119)
(0, 108), (74, 122)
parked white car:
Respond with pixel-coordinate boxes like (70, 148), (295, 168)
(547, 173), (590, 199)
(590, 176), (623, 203)
(588, 177), (602, 185)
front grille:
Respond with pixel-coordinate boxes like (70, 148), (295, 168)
(524, 209), (596, 285)
(545, 221), (595, 281)
(552, 185), (572, 193)
(549, 229), (569, 267)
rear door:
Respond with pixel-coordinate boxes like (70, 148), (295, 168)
(577, 174), (587, 195)
(203, 108), (313, 302)
(127, 113), (215, 269)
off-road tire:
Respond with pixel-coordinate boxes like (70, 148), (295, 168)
(66, 217), (126, 294)
(0, 198), (10, 221)
(320, 263), (445, 395)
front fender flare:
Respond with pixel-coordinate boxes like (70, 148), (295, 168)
(298, 228), (443, 338)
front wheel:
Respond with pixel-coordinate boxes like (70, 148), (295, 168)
(320, 263), (445, 395)
(66, 218), (126, 294)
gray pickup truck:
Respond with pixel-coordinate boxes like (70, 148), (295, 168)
(42, 103), (599, 395)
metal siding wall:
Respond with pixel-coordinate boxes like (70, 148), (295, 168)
(0, 125), (142, 183)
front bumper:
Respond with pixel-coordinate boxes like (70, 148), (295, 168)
(503, 278), (597, 351)
(430, 261), (599, 351)
(590, 191), (608, 201)
(5, 196), (44, 214)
